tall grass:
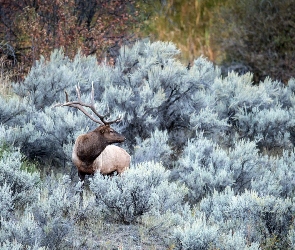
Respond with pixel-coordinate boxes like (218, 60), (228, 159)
(141, 0), (227, 63)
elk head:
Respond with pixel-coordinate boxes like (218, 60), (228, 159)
(55, 82), (125, 181)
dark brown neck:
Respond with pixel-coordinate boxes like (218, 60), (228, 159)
(76, 130), (108, 163)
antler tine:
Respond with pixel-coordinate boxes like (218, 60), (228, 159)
(53, 90), (69, 107)
(86, 82), (121, 125)
(91, 81), (95, 105)
(76, 84), (81, 101)
(55, 84), (122, 126)
(54, 86), (104, 125)
(65, 90), (69, 102)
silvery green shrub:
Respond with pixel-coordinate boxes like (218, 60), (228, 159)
(13, 49), (99, 110)
(177, 134), (232, 203)
(0, 174), (82, 249)
(233, 105), (294, 149)
(199, 188), (294, 248)
(211, 72), (292, 122)
(288, 224), (295, 249)
(251, 149), (295, 198)
(1, 39), (295, 249)
(0, 140), (81, 248)
(173, 216), (220, 250)
(211, 72), (270, 121)
(0, 146), (41, 248)
(0, 102), (92, 166)
(0, 212), (41, 248)
(89, 161), (187, 224)
(210, 72), (295, 149)
(106, 42), (220, 146)
(31, 175), (81, 249)
(189, 106), (230, 142)
(173, 215), (260, 250)
(227, 139), (266, 193)
(0, 182), (13, 219)
(0, 95), (29, 127)
(3, 39), (295, 167)
(0, 240), (35, 250)
(177, 134), (265, 204)
(132, 129), (172, 165)
(16, 106), (89, 165)
(0, 147), (39, 208)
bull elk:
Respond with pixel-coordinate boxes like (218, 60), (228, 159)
(55, 83), (130, 181)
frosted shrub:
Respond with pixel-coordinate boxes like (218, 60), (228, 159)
(288, 224), (295, 249)
(0, 125), (14, 145)
(177, 134), (232, 203)
(185, 56), (219, 90)
(0, 95), (29, 127)
(89, 162), (187, 224)
(227, 139), (265, 192)
(234, 105), (294, 149)
(8, 40), (223, 165)
(200, 188), (294, 248)
(287, 77), (295, 89)
(173, 216), (259, 250)
(0, 182), (13, 218)
(0, 240), (28, 250)
(0, 212), (41, 248)
(7, 40), (295, 167)
(217, 232), (260, 250)
(211, 72), (295, 149)
(3, 38), (295, 248)
(173, 216), (220, 250)
(0, 103), (93, 166)
(132, 129), (172, 165)
(31, 175), (81, 249)
(0, 175), (81, 249)
(17, 106), (90, 164)
(177, 134), (264, 203)
(13, 49), (100, 110)
(0, 148), (39, 208)
(90, 42), (219, 145)
(212, 72), (271, 121)
(262, 77), (294, 109)
(0, 146), (41, 247)
(189, 106), (230, 142)
(271, 150), (295, 197)
(252, 149), (295, 197)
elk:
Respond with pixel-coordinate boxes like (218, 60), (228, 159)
(56, 83), (129, 181)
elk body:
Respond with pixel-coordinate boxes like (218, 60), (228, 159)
(92, 145), (130, 175)
(56, 83), (129, 181)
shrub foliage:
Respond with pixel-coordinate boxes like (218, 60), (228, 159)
(1, 40), (295, 248)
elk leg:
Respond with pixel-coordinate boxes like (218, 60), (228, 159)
(78, 170), (86, 182)
(106, 171), (117, 177)
(77, 171), (86, 207)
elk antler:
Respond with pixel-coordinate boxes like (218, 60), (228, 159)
(55, 82), (121, 125)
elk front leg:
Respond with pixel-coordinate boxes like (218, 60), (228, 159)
(78, 170), (86, 182)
